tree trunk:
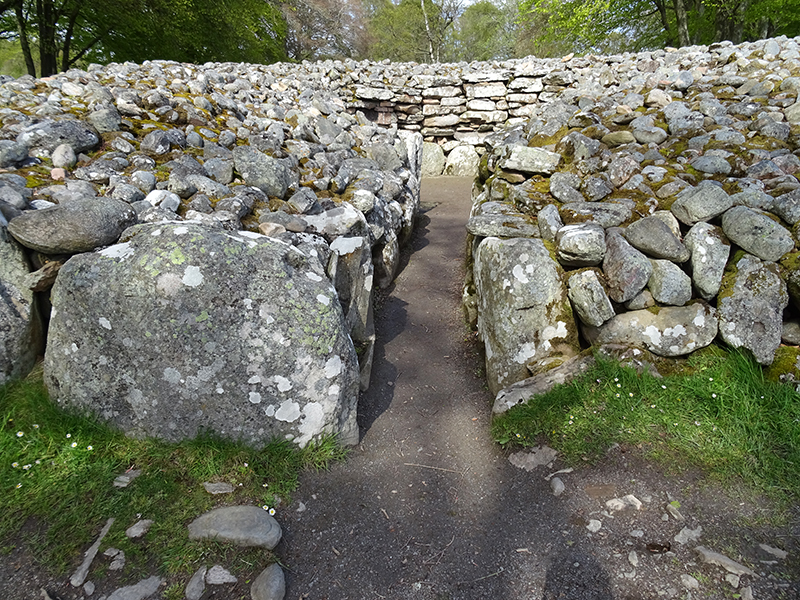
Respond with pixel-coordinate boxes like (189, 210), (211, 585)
(653, 0), (674, 46)
(37, 0), (58, 76)
(672, 0), (689, 46)
(14, 0), (36, 76)
(420, 0), (435, 62)
(61, 2), (81, 72)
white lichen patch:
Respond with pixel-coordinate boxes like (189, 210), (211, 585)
(274, 375), (293, 392)
(316, 294), (331, 306)
(306, 272), (323, 282)
(693, 313), (706, 327)
(540, 321), (568, 351)
(514, 342), (537, 364)
(248, 392), (262, 404)
(643, 325), (662, 346)
(512, 264), (529, 284)
(182, 265), (204, 287)
(98, 317), (112, 330)
(663, 324), (687, 339)
(151, 228), (163, 236)
(238, 231), (264, 240)
(275, 400), (301, 422)
(248, 375), (261, 384)
(324, 355), (343, 378)
(163, 367), (182, 385)
(296, 402), (326, 447)
(156, 273), (182, 296)
(99, 242), (135, 261)
(330, 236), (364, 255)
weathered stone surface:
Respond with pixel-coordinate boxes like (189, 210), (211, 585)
(694, 547), (756, 576)
(0, 227), (43, 384)
(233, 146), (290, 198)
(648, 259), (692, 306)
(623, 216), (689, 262)
(537, 204), (563, 242)
(583, 302), (718, 357)
(467, 214), (540, 238)
(718, 254), (787, 365)
(0, 140), (29, 167)
(421, 142), (445, 177)
(8, 197), (136, 254)
(444, 145), (479, 177)
(474, 237), (578, 395)
(671, 181), (733, 225)
(560, 202), (631, 228)
(106, 576), (162, 600)
(17, 119), (100, 154)
(493, 355), (596, 415)
(188, 506), (282, 548)
(555, 222), (606, 267)
(498, 146), (561, 174)
(44, 223), (360, 447)
(721, 206), (794, 262)
(603, 229), (653, 303)
(567, 269), (615, 327)
(251, 563), (286, 600)
(684, 222), (730, 300)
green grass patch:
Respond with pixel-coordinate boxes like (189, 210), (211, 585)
(1, 366), (347, 579)
(492, 349), (800, 499)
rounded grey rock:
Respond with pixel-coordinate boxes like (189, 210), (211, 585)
(691, 155), (732, 175)
(0, 140), (29, 168)
(16, 119), (100, 154)
(623, 216), (689, 262)
(556, 222), (606, 267)
(188, 506), (282, 549)
(648, 259), (692, 306)
(721, 206), (794, 262)
(251, 563), (286, 600)
(671, 181), (733, 225)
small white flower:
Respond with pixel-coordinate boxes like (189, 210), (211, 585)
(66, 434), (71, 438)
(651, 404), (656, 408)
(661, 385), (667, 389)
(695, 421), (701, 426)
(628, 393), (634, 397)
(262, 483), (268, 488)
(614, 378), (618, 382)
(22, 464), (31, 470)
(35, 460), (40, 464)
(616, 383), (621, 388)
(12, 462), (18, 468)
(711, 393), (717, 398)
(15, 483), (21, 489)
(262, 505), (269, 511)
(33, 424), (39, 429)
(71, 442), (77, 448)
(269, 508), (276, 516)
(243, 463), (248, 467)
(709, 377), (713, 381)
(16, 431), (23, 437)
(87, 446), (93, 450)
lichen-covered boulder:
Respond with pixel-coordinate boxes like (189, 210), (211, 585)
(721, 206), (794, 262)
(567, 269), (615, 327)
(0, 226), (43, 384)
(603, 228), (652, 303)
(684, 222), (730, 300)
(474, 236), (578, 395)
(718, 254), (788, 365)
(44, 222), (359, 447)
(583, 301), (718, 357)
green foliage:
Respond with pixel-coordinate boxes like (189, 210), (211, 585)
(0, 368), (346, 575)
(0, 39), (30, 77)
(492, 349), (800, 500)
(448, 0), (515, 62)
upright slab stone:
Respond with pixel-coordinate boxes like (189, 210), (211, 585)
(603, 228), (652, 303)
(718, 254), (787, 365)
(474, 237), (578, 395)
(44, 222), (360, 447)
(0, 227), (43, 384)
(684, 222), (730, 300)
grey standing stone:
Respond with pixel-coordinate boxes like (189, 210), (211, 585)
(474, 237), (578, 395)
(44, 223), (360, 447)
(0, 228), (43, 384)
(443, 145), (480, 177)
(233, 146), (290, 198)
(583, 302), (718, 357)
(421, 142), (445, 177)
(567, 269), (615, 327)
(603, 229), (653, 303)
(684, 222), (730, 300)
(648, 259), (692, 306)
(671, 181), (733, 225)
(718, 254), (787, 364)
(251, 563), (286, 600)
(623, 216), (689, 262)
(722, 206), (794, 262)
(8, 197), (136, 254)
(538, 204), (563, 242)
(188, 506), (282, 549)
(555, 222), (606, 267)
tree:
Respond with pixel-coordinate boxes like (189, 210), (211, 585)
(282, 0), (370, 61)
(0, 0), (288, 78)
(448, 0), (515, 62)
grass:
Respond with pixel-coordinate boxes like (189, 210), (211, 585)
(0, 365), (347, 581)
(491, 348), (800, 500)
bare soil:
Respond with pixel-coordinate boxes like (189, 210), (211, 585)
(1, 177), (798, 600)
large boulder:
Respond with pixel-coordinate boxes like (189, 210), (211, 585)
(16, 119), (101, 154)
(721, 206), (794, 262)
(44, 223), (360, 447)
(0, 226), (43, 384)
(443, 145), (480, 177)
(233, 146), (291, 198)
(583, 301), (718, 357)
(474, 236), (578, 395)
(421, 142), (445, 177)
(684, 222), (730, 300)
(603, 228), (653, 303)
(718, 254), (787, 365)
(8, 197), (136, 255)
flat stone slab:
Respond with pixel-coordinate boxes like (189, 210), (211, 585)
(188, 506), (282, 549)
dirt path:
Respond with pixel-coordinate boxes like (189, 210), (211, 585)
(280, 177), (799, 600)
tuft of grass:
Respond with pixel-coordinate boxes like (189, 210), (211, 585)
(492, 349), (800, 500)
(0, 366), (347, 579)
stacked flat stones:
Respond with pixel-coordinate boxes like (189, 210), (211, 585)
(461, 36), (800, 400)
